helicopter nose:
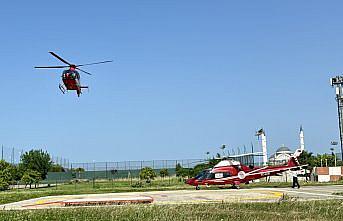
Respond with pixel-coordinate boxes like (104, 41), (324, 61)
(186, 178), (195, 185)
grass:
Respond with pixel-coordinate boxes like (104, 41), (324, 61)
(1, 200), (343, 220)
(1, 178), (343, 205)
(0, 178), (192, 205)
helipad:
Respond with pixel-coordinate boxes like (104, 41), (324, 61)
(2, 185), (343, 210)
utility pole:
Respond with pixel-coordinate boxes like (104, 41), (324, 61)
(11, 147), (14, 164)
(330, 76), (343, 161)
(1, 145), (3, 161)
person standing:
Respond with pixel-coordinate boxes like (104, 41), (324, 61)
(292, 170), (300, 188)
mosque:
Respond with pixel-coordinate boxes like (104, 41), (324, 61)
(267, 126), (305, 165)
(268, 145), (293, 165)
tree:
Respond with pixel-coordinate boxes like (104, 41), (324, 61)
(175, 163), (191, 178)
(20, 149), (52, 180)
(139, 167), (156, 183)
(0, 160), (13, 180)
(49, 164), (65, 172)
(0, 160), (18, 190)
(159, 168), (169, 178)
(191, 163), (211, 177)
(175, 163), (182, 177)
(0, 178), (9, 191)
(71, 167), (85, 172)
(298, 151), (316, 168)
(298, 151), (341, 167)
(0, 161), (12, 190)
(316, 154), (336, 167)
(21, 170), (41, 189)
(71, 167), (85, 179)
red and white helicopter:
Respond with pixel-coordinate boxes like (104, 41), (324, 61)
(186, 149), (305, 189)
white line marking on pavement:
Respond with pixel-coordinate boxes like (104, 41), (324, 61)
(283, 190), (343, 198)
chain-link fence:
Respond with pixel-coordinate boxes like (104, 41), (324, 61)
(0, 145), (70, 168)
(46, 159), (205, 182)
(45, 153), (264, 182)
(0, 145), (23, 165)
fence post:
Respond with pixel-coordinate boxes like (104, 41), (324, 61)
(188, 160), (190, 178)
(93, 161), (95, 189)
(106, 162), (108, 179)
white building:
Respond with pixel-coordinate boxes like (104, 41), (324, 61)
(268, 146), (293, 165)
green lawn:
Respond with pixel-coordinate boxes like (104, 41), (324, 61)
(1, 178), (343, 205)
(1, 200), (343, 221)
(0, 178), (192, 205)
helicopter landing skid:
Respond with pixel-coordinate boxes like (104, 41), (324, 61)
(59, 84), (66, 94)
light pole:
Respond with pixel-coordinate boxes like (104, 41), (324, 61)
(330, 76), (343, 161)
(205, 152), (210, 160)
(220, 144), (226, 157)
(330, 141), (338, 166)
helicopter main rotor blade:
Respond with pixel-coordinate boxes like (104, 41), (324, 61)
(35, 65), (69, 69)
(76, 67), (92, 75)
(49, 51), (72, 66)
(76, 60), (113, 67)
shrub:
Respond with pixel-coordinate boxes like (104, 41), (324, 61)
(139, 167), (156, 183)
(159, 168), (169, 178)
(131, 181), (144, 188)
(0, 178), (9, 191)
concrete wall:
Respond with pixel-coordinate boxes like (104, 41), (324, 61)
(314, 167), (343, 182)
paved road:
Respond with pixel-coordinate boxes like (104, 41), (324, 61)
(1, 185), (343, 210)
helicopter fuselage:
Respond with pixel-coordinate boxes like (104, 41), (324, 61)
(61, 69), (87, 97)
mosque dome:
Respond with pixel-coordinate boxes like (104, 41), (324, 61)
(275, 146), (292, 153)
(269, 146), (292, 165)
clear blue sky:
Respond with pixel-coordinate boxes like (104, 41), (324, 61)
(0, 1), (342, 162)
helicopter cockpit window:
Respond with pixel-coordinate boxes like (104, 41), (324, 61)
(62, 70), (68, 77)
(223, 172), (231, 178)
(69, 71), (76, 79)
(62, 70), (80, 79)
(205, 172), (215, 179)
(195, 170), (208, 180)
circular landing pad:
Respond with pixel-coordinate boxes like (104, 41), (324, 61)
(2, 186), (343, 210)
(62, 196), (153, 206)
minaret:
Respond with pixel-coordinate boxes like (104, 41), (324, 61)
(256, 129), (268, 166)
(300, 126), (305, 151)
(261, 131), (268, 166)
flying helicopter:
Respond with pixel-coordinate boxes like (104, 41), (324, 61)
(35, 52), (112, 97)
(186, 149), (306, 189)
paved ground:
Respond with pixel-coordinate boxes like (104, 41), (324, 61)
(1, 185), (343, 210)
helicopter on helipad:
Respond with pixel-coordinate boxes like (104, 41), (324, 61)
(35, 52), (112, 97)
(186, 149), (306, 189)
